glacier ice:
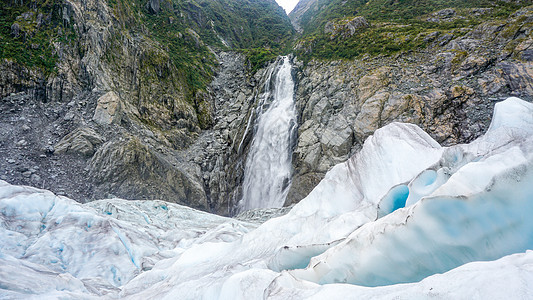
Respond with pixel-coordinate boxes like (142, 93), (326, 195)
(1, 97), (533, 298)
(0, 183), (253, 298)
(269, 251), (533, 299)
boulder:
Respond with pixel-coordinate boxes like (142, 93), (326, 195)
(345, 16), (370, 36)
(54, 127), (104, 157)
(434, 8), (456, 18)
(324, 21), (335, 35)
(428, 8), (457, 22)
(93, 91), (122, 125)
(11, 23), (20, 38)
(146, 0), (160, 14)
(89, 137), (208, 209)
(357, 67), (391, 101)
(353, 92), (389, 140)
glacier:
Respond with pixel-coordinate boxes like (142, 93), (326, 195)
(1, 97), (533, 299)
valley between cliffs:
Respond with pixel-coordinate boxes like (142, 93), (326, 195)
(3, 0), (533, 298)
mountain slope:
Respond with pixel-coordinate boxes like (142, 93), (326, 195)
(291, 0), (532, 60)
(0, 0), (293, 211)
(285, 3), (533, 204)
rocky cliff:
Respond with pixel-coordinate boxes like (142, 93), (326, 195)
(286, 6), (533, 203)
(0, 0), (292, 213)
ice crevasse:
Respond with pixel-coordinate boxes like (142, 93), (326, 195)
(1, 97), (533, 299)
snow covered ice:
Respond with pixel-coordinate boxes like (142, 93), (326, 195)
(2, 97), (533, 299)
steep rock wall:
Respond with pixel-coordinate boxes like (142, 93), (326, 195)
(287, 8), (533, 203)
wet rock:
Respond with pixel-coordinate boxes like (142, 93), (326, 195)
(285, 172), (323, 206)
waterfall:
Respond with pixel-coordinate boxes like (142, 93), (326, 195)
(238, 56), (297, 213)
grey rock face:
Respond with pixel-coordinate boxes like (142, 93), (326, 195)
(89, 136), (208, 209)
(2, 0), (533, 217)
(0, 0), (218, 208)
(289, 0), (317, 33)
(181, 52), (281, 215)
(324, 16), (369, 39)
(0, 44), (269, 214)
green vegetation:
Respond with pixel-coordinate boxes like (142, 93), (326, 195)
(190, 0), (294, 51)
(1, 0), (294, 84)
(105, 0), (215, 96)
(0, 0), (76, 75)
(105, 0), (294, 96)
(100, 0), (295, 131)
(295, 0), (533, 61)
(241, 48), (277, 72)
(298, 0), (527, 35)
(109, 0), (293, 62)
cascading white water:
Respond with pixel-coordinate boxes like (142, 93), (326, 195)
(238, 57), (297, 213)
